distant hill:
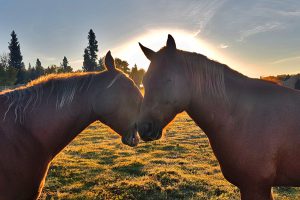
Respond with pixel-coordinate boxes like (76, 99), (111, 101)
(261, 74), (300, 90)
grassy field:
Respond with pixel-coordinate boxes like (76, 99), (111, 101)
(39, 112), (300, 200)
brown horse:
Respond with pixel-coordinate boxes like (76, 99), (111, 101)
(0, 51), (142, 199)
(138, 35), (300, 200)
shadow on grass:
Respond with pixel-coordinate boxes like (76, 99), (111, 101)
(98, 154), (119, 165)
(154, 170), (181, 187)
(160, 144), (188, 152)
(46, 165), (83, 187)
(112, 162), (145, 176)
(98, 181), (162, 200)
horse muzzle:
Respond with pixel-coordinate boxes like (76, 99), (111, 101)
(121, 130), (140, 147)
(137, 121), (162, 142)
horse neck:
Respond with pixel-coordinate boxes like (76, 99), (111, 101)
(22, 76), (100, 158)
(185, 57), (247, 138)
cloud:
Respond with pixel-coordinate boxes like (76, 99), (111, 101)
(191, 0), (227, 36)
(277, 10), (300, 17)
(219, 43), (229, 49)
(237, 22), (283, 42)
(271, 55), (300, 64)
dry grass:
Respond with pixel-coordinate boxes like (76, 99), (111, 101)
(39, 113), (300, 200)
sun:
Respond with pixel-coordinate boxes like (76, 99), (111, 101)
(112, 29), (219, 70)
(112, 29), (258, 77)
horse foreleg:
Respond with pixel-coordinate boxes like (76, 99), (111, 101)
(240, 186), (273, 200)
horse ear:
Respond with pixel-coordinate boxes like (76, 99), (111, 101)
(105, 51), (116, 71)
(166, 34), (176, 50)
(139, 43), (155, 60)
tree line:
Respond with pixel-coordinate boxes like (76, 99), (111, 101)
(0, 29), (145, 88)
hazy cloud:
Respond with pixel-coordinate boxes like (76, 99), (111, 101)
(237, 22), (283, 42)
(191, 0), (227, 36)
(219, 43), (229, 49)
(271, 56), (300, 64)
(277, 10), (300, 17)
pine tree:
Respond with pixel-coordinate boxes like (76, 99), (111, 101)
(8, 31), (24, 84)
(60, 56), (72, 73)
(83, 48), (90, 71)
(34, 58), (44, 79)
(62, 56), (68, 69)
(8, 31), (23, 70)
(88, 29), (98, 68)
(36, 58), (42, 68)
(82, 29), (99, 71)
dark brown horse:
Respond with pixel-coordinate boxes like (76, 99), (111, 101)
(138, 35), (300, 200)
(0, 51), (142, 199)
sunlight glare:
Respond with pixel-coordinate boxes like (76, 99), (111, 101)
(112, 29), (219, 70)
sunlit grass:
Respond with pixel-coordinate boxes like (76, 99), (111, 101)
(39, 113), (300, 199)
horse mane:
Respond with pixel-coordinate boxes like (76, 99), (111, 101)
(1, 72), (100, 124)
(176, 50), (231, 103)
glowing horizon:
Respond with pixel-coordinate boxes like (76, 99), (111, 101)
(111, 29), (257, 77)
(112, 29), (216, 70)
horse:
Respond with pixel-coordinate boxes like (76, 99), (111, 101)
(0, 51), (142, 199)
(137, 35), (300, 200)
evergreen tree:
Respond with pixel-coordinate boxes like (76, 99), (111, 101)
(87, 29), (98, 67)
(82, 29), (99, 71)
(83, 48), (91, 71)
(8, 31), (23, 70)
(8, 31), (24, 84)
(36, 58), (42, 68)
(62, 56), (68, 69)
(34, 58), (44, 78)
(60, 56), (72, 73)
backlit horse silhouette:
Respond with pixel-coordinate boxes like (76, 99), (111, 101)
(0, 51), (142, 199)
(138, 35), (300, 200)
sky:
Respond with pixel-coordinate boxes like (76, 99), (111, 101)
(1, 0), (300, 77)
